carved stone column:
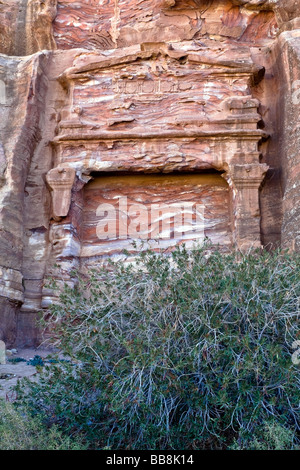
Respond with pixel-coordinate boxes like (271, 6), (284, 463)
(42, 173), (86, 308)
(223, 163), (269, 249)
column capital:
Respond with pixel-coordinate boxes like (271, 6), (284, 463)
(46, 167), (76, 219)
(222, 163), (269, 190)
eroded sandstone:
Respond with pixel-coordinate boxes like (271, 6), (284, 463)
(0, 0), (299, 346)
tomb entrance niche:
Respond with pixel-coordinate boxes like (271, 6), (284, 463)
(81, 172), (232, 259)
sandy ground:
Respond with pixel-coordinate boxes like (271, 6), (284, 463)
(0, 348), (56, 401)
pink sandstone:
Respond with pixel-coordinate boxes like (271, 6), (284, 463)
(0, 0), (299, 346)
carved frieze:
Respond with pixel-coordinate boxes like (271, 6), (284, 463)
(52, 43), (266, 176)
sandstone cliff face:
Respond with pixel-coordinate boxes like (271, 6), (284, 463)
(0, 0), (299, 346)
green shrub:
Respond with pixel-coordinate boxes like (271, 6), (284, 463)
(0, 399), (87, 450)
(16, 244), (300, 449)
(230, 420), (299, 450)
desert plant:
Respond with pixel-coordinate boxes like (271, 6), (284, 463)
(0, 399), (87, 450)
(230, 420), (299, 450)
(15, 244), (300, 449)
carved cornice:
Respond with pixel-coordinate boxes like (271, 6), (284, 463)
(58, 43), (264, 86)
(161, 0), (274, 10)
(52, 128), (268, 144)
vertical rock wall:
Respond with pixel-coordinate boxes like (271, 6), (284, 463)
(0, 52), (50, 345)
(276, 30), (300, 250)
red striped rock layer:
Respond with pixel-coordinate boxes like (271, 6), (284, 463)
(82, 173), (231, 256)
(53, 0), (277, 51)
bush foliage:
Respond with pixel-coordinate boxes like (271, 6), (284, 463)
(230, 420), (299, 450)
(16, 244), (300, 449)
(0, 399), (86, 450)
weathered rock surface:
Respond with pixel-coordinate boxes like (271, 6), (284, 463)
(0, 0), (299, 346)
(82, 173), (232, 256)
